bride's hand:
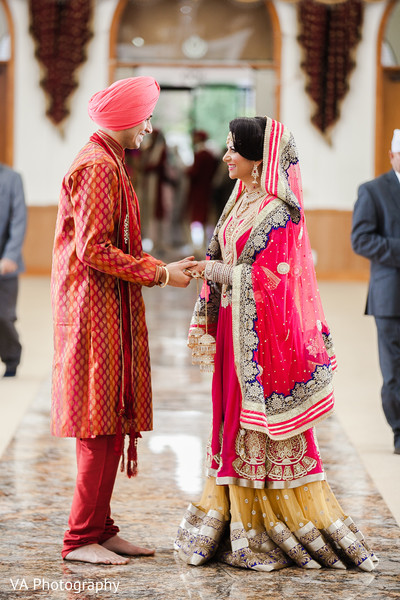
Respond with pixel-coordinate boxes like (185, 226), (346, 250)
(184, 260), (207, 279)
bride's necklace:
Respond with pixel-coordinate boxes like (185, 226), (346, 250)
(236, 186), (265, 216)
(221, 186), (265, 264)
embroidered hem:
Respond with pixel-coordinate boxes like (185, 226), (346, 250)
(207, 470), (327, 490)
(175, 478), (377, 572)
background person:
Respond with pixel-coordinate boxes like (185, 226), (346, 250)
(184, 130), (218, 252)
(51, 76), (196, 565)
(138, 128), (169, 253)
(351, 128), (400, 455)
(0, 163), (27, 378)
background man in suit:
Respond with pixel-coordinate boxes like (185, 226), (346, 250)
(0, 163), (27, 378)
(351, 129), (400, 455)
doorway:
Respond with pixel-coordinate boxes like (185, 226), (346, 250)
(376, 0), (400, 176)
(110, 0), (280, 146)
(110, 0), (280, 253)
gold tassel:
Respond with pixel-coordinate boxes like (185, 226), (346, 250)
(190, 277), (216, 372)
(188, 327), (205, 350)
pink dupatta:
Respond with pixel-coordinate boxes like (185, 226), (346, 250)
(191, 117), (336, 440)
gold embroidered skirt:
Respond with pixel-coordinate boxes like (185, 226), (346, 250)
(175, 477), (377, 571)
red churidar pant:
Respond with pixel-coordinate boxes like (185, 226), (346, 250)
(62, 435), (121, 558)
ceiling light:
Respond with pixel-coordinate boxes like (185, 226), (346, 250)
(132, 37), (145, 47)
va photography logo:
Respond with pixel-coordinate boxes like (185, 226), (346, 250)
(9, 577), (120, 594)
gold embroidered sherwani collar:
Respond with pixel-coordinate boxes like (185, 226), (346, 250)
(96, 130), (125, 161)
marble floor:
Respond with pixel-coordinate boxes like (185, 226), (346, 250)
(0, 278), (400, 599)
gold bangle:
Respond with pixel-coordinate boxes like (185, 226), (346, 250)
(159, 266), (169, 288)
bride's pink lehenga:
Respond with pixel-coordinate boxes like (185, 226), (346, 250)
(175, 117), (377, 572)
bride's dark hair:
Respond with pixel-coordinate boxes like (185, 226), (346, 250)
(229, 116), (266, 161)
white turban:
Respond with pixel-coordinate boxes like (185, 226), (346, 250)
(391, 129), (400, 153)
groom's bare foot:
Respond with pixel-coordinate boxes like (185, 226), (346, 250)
(102, 534), (155, 556)
(64, 543), (129, 565)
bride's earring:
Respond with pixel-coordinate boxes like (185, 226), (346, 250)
(251, 163), (259, 185)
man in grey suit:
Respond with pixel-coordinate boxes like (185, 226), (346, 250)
(0, 163), (27, 377)
(351, 129), (400, 455)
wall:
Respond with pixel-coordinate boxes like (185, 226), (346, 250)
(8, 0), (384, 277)
(11, 0), (119, 205)
(275, 0), (386, 210)
(9, 0), (118, 275)
(23, 205), (57, 275)
(272, 0), (384, 280)
(305, 210), (369, 280)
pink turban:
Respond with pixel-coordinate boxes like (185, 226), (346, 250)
(88, 76), (160, 131)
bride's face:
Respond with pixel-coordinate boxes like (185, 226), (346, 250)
(223, 133), (254, 183)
